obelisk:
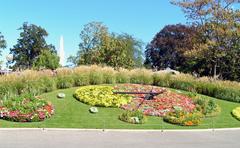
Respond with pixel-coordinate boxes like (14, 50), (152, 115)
(59, 36), (65, 66)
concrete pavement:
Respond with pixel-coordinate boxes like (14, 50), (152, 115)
(0, 129), (240, 148)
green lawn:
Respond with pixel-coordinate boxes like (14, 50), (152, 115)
(0, 87), (240, 129)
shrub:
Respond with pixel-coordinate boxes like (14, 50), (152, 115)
(56, 76), (74, 89)
(0, 94), (54, 122)
(101, 67), (116, 84)
(129, 69), (153, 85)
(115, 69), (130, 83)
(232, 107), (240, 121)
(0, 65), (240, 104)
(153, 73), (171, 87)
(193, 97), (221, 117)
(73, 74), (90, 86)
(89, 72), (103, 85)
(40, 77), (57, 93)
(119, 110), (146, 124)
(74, 86), (132, 107)
(163, 109), (203, 126)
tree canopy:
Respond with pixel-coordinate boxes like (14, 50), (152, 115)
(145, 24), (199, 71)
(68, 22), (144, 69)
(0, 32), (6, 55)
(171, 0), (240, 80)
(9, 23), (59, 70)
(33, 50), (60, 70)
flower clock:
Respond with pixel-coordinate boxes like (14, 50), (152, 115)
(0, 95), (54, 122)
(115, 84), (196, 117)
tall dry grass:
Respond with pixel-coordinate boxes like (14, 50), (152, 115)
(0, 65), (239, 102)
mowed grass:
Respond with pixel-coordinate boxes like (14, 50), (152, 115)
(0, 87), (240, 129)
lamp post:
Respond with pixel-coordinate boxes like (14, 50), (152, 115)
(6, 54), (13, 74)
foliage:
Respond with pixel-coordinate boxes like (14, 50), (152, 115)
(73, 73), (90, 86)
(193, 97), (221, 117)
(0, 94), (54, 122)
(119, 110), (147, 124)
(56, 76), (74, 89)
(171, 0), (240, 80)
(232, 107), (240, 121)
(129, 69), (153, 85)
(144, 24), (198, 71)
(0, 32), (6, 55)
(0, 65), (239, 103)
(9, 22), (57, 70)
(33, 50), (60, 70)
(163, 109), (203, 126)
(69, 22), (144, 69)
(74, 86), (132, 107)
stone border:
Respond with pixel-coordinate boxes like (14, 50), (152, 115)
(1, 127), (240, 132)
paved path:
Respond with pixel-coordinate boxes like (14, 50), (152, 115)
(0, 129), (240, 148)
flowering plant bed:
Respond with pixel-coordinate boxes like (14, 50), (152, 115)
(0, 95), (54, 122)
(115, 84), (196, 117)
(232, 107), (240, 121)
(119, 110), (146, 124)
(74, 86), (132, 107)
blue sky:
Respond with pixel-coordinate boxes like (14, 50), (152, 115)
(0, 0), (186, 67)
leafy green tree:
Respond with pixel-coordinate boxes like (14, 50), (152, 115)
(33, 50), (60, 70)
(9, 22), (57, 70)
(172, 0), (240, 79)
(0, 32), (6, 69)
(78, 21), (108, 65)
(0, 32), (6, 54)
(69, 22), (144, 69)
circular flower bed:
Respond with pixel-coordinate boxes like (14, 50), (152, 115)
(163, 108), (203, 126)
(74, 86), (132, 107)
(119, 110), (146, 124)
(232, 107), (240, 121)
(0, 95), (54, 122)
(116, 84), (196, 116)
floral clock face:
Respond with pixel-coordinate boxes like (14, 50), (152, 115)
(115, 84), (196, 117)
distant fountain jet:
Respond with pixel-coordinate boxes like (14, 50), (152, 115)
(58, 36), (65, 66)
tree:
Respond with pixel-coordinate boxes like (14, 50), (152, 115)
(0, 32), (6, 69)
(33, 50), (60, 70)
(144, 24), (198, 71)
(100, 33), (144, 69)
(0, 32), (6, 55)
(172, 0), (240, 79)
(78, 21), (108, 65)
(9, 22), (57, 70)
(69, 22), (144, 69)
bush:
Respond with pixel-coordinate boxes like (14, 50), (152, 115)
(115, 69), (130, 83)
(129, 69), (153, 85)
(119, 110), (147, 124)
(56, 76), (74, 89)
(89, 72), (103, 85)
(74, 86), (132, 107)
(73, 74), (90, 86)
(0, 65), (240, 104)
(232, 107), (240, 121)
(153, 73), (171, 87)
(193, 97), (221, 117)
(163, 109), (203, 126)
(40, 77), (57, 93)
(0, 94), (54, 122)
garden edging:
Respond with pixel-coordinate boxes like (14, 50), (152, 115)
(1, 127), (240, 132)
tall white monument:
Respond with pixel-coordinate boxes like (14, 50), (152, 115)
(59, 36), (65, 66)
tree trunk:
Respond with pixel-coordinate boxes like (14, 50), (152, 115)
(213, 63), (217, 79)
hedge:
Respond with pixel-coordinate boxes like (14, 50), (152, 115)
(0, 65), (239, 103)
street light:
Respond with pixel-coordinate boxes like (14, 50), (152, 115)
(6, 54), (13, 74)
